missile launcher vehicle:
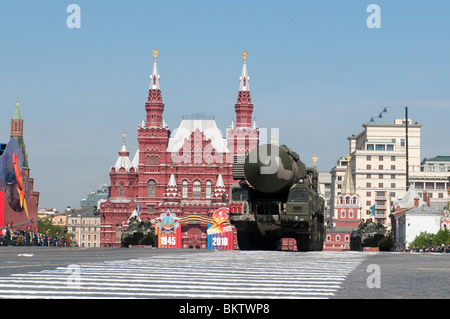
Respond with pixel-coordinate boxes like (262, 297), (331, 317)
(229, 144), (325, 251)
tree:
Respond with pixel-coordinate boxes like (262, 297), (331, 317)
(432, 229), (450, 246)
(410, 231), (433, 248)
(410, 229), (450, 248)
(37, 219), (63, 238)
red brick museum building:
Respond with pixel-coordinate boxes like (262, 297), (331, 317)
(100, 50), (259, 247)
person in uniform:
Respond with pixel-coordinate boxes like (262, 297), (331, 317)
(3, 223), (11, 246)
(52, 231), (59, 247)
(44, 229), (49, 246)
(25, 226), (31, 246)
(32, 229), (38, 246)
(358, 219), (365, 229)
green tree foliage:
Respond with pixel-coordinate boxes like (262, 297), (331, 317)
(410, 231), (432, 248)
(433, 229), (450, 246)
(37, 219), (63, 238)
(411, 229), (450, 248)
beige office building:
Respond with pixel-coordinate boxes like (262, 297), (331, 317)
(331, 119), (422, 227)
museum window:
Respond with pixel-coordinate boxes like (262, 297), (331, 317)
(119, 184), (124, 197)
(182, 181), (188, 198)
(148, 180), (156, 198)
(193, 181), (201, 198)
(367, 144), (374, 151)
(206, 181), (211, 199)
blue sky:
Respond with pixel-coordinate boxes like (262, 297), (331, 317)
(1, 0), (449, 211)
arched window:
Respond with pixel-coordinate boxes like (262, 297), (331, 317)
(206, 181), (212, 199)
(341, 209), (346, 218)
(182, 181), (188, 198)
(349, 209), (354, 218)
(148, 180), (156, 198)
(119, 183), (124, 197)
(193, 181), (201, 198)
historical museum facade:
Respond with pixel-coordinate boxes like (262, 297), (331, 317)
(100, 50), (259, 248)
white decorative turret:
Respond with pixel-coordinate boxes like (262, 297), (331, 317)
(239, 50), (250, 92)
(164, 173), (180, 199)
(150, 48), (160, 90)
(113, 132), (135, 172)
(212, 174), (227, 200)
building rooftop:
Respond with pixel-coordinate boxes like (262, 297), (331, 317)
(422, 156), (450, 163)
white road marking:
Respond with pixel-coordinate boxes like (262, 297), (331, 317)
(0, 250), (367, 299)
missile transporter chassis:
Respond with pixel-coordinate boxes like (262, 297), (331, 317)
(230, 144), (325, 252)
(121, 217), (157, 248)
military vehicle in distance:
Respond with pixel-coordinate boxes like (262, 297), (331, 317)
(121, 217), (156, 247)
(229, 144), (325, 251)
(350, 221), (394, 251)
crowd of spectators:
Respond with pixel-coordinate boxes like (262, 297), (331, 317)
(399, 244), (450, 253)
(1, 223), (70, 247)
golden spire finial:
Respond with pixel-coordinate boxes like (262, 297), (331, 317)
(152, 48), (159, 62)
(345, 155), (352, 165)
(122, 132), (127, 143)
(242, 50), (248, 64)
(312, 155), (319, 169)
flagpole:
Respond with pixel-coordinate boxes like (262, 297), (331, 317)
(405, 106), (409, 190)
